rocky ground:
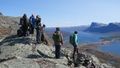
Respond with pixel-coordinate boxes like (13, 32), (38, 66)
(0, 35), (115, 68)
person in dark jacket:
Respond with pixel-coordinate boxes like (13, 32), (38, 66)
(35, 15), (42, 44)
(52, 27), (63, 59)
(20, 14), (29, 36)
(35, 15), (41, 27)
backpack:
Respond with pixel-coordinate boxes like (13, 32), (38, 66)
(69, 34), (75, 45)
(53, 32), (62, 42)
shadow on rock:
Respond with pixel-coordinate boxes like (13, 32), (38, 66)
(26, 54), (42, 59)
(37, 50), (53, 58)
(0, 56), (16, 63)
(0, 35), (31, 46)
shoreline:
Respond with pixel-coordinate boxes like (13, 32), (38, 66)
(77, 42), (120, 68)
(64, 42), (120, 68)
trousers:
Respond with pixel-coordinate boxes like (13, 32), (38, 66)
(55, 45), (61, 59)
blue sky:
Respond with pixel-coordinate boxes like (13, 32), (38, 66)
(0, 0), (120, 27)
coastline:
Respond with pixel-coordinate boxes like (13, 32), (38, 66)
(77, 42), (120, 68)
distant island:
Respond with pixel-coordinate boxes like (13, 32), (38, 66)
(84, 22), (120, 33)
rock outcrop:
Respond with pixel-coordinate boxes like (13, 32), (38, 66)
(0, 35), (115, 68)
(0, 16), (20, 37)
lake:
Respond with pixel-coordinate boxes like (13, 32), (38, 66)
(76, 31), (120, 56)
(100, 41), (120, 56)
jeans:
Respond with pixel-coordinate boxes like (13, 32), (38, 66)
(55, 45), (61, 59)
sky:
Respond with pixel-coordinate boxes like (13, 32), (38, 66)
(0, 0), (120, 27)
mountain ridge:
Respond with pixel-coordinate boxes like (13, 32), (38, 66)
(85, 22), (120, 33)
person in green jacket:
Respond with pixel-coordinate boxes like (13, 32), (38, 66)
(52, 27), (63, 59)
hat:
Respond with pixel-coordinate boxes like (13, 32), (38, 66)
(56, 27), (60, 31)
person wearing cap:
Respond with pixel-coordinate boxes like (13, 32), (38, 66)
(52, 27), (63, 59)
(70, 31), (79, 62)
(35, 15), (42, 44)
(21, 14), (29, 36)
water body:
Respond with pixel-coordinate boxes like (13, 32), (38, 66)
(78, 32), (104, 44)
(100, 41), (120, 56)
(76, 31), (120, 56)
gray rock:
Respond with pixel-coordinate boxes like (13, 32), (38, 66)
(0, 58), (40, 68)
(0, 36), (115, 68)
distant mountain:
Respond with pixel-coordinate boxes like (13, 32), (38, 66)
(46, 26), (88, 37)
(61, 26), (88, 32)
(89, 22), (106, 28)
(46, 26), (88, 33)
(85, 22), (120, 33)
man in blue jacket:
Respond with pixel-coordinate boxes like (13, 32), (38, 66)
(29, 14), (36, 35)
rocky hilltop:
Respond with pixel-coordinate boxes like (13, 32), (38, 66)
(0, 15), (117, 68)
(85, 22), (120, 33)
(0, 35), (115, 68)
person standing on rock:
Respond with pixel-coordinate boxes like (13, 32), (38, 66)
(41, 24), (48, 45)
(29, 14), (36, 35)
(20, 14), (29, 36)
(52, 27), (63, 59)
(69, 31), (79, 61)
(35, 15), (42, 44)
